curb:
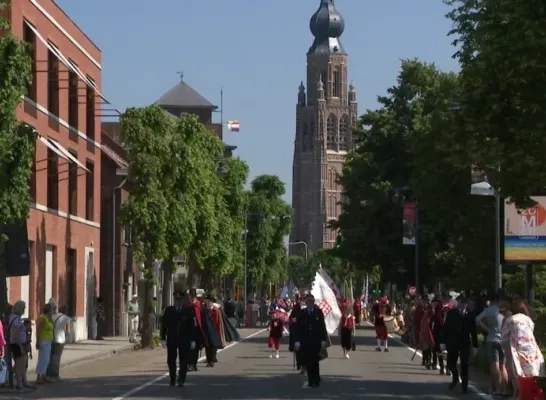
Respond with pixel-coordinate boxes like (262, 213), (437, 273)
(60, 343), (136, 369)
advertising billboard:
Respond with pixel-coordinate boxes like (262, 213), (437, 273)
(504, 196), (546, 263)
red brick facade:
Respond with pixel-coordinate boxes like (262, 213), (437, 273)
(7, 0), (102, 337)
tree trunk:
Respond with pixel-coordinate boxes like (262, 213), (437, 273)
(140, 257), (155, 348)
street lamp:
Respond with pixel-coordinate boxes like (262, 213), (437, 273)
(244, 212), (264, 305)
(288, 241), (308, 260)
(470, 178), (502, 291)
(393, 186), (420, 292)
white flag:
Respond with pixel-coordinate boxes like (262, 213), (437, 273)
(311, 272), (342, 334)
(318, 265), (342, 300)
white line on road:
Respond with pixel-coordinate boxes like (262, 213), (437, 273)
(111, 328), (267, 400)
(365, 322), (491, 399)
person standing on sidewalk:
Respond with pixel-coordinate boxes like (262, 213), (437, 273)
(35, 303), (54, 384)
(127, 294), (139, 343)
(475, 293), (508, 397)
(47, 304), (71, 381)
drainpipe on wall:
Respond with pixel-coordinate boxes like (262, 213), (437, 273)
(112, 178), (127, 336)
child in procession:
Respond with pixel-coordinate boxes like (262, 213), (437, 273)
(267, 310), (284, 359)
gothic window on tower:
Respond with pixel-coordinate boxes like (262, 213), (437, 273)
(302, 123), (309, 152)
(319, 115), (324, 139)
(320, 70), (327, 95)
(339, 114), (350, 151)
(333, 68), (341, 98)
(326, 114), (337, 150)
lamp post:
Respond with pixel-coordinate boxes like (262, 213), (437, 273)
(288, 241), (308, 260)
(113, 168), (128, 336)
(470, 179), (502, 291)
(244, 212), (264, 305)
(393, 186), (420, 292)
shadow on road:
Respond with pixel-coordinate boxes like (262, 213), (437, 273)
(15, 372), (481, 399)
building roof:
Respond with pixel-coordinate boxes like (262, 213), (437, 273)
(155, 78), (218, 110)
(308, 0), (346, 55)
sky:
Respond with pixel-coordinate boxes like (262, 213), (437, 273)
(56, 0), (459, 204)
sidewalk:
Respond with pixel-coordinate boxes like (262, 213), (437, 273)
(27, 336), (135, 373)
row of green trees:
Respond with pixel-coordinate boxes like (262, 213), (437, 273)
(118, 106), (292, 344)
(330, 0), (546, 293)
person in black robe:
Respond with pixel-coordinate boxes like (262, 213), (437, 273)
(160, 291), (199, 387)
(294, 294), (328, 388)
(187, 288), (223, 371)
(289, 294), (306, 373)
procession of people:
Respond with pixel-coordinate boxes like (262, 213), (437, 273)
(159, 279), (545, 399)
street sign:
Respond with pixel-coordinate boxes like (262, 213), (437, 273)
(409, 286), (416, 296)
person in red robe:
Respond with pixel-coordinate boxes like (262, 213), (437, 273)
(372, 297), (392, 352)
(418, 297), (435, 369)
(414, 298), (425, 365)
(353, 298), (362, 325)
(340, 300), (355, 358)
(435, 293), (453, 376)
(267, 310), (284, 359)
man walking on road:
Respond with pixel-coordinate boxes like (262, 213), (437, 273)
(441, 295), (478, 394)
(294, 294), (328, 388)
(160, 291), (198, 387)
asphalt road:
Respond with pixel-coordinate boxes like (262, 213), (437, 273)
(7, 326), (491, 399)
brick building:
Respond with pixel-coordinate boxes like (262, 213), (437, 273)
(290, 0), (357, 251)
(7, 0), (103, 340)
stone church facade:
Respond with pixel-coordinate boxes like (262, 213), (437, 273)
(290, 0), (358, 251)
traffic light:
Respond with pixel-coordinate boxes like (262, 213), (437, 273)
(335, 234), (342, 249)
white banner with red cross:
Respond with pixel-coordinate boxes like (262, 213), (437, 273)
(311, 271), (342, 334)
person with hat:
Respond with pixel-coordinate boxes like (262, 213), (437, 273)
(294, 293), (328, 388)
(204, 295), (221, 367)
(371, 296), (392, 352)
(441, 295), (478, 393)
(160, 291), (197, 387)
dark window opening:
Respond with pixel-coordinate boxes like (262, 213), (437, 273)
(68, 68), (79, 129)
(85, 160), (94, 221)
(47, 49), (59, 116)
(333, 69), (341, 98)
(23, 22), (37, 101)
(65, 248), (76, 316)
(86, 79), (95, 140)
(47, 148), (58, 209)
(68, 151), (78, 215)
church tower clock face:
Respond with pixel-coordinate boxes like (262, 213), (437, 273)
(290, 0), (358, 252)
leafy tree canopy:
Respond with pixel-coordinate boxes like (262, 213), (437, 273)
(245, 175), (291, 294)
(337, 59), (496, 292)
(445, 0), (546, 207)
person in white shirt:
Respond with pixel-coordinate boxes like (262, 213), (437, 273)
(127, 294), (140, 343)
(46, 304), (71, 380)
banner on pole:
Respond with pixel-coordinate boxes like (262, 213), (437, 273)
(402, 201), (417, 245)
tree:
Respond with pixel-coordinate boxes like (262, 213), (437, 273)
(0, 5), (35, 312)
(119, 105), (177, 346)
(445, 0), (546, 206)
(337, 59), (496, 292)
(245, 175), (291, 296)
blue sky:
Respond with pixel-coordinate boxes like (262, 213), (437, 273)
(56, 0), (458, 204)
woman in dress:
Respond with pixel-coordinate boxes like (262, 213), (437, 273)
(501, 298), (544, 400)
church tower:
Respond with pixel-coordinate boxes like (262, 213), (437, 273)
(290, 0), (358, 251)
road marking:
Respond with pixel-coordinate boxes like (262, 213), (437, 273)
(111, 329), (267, 400)
(365, 322), (491, 399)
